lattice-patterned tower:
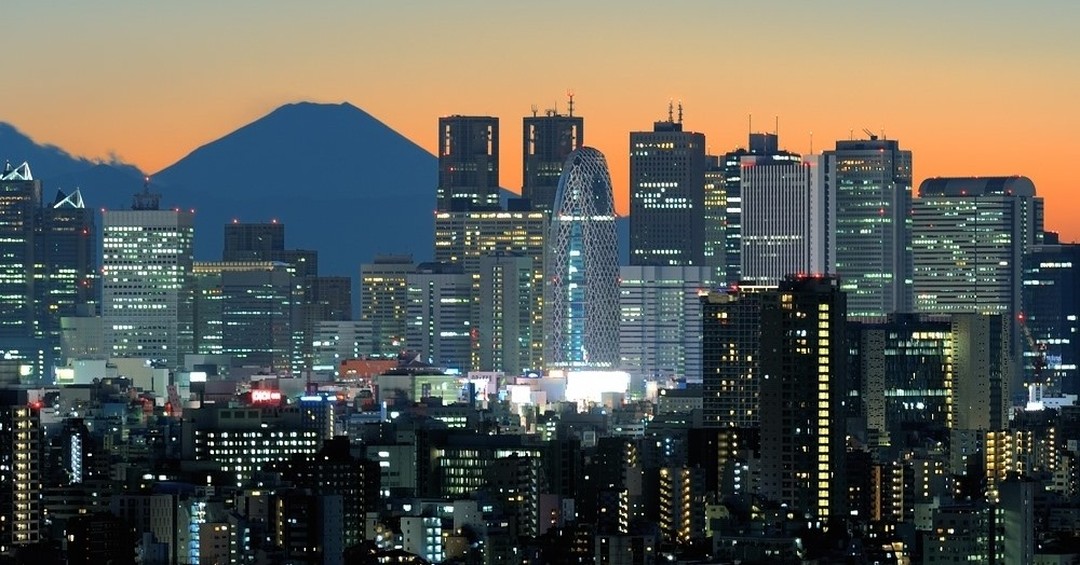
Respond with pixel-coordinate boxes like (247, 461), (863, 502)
(543, 147), (619, 368)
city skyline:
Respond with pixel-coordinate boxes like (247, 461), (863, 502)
(2, 2), (1079, 239)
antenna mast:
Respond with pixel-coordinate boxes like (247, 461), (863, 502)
(667, 100), (674, 123)
(567, 89), (574, 117)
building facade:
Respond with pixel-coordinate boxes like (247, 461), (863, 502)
(824, 137), (912, 319)
(629, 113), (706, 267)
(544, 147), (620, 369)
(437, 116), (500, 211)
(102, 185), (195, 368)
(523, 104), (583, 215)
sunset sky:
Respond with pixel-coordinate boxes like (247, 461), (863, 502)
(4, 1), (1079, 238)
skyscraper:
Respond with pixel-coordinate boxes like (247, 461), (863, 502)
(701, 286), (768, 429)
(223, 221), (285, 261)
(1022, 242), (1080, 394)
(437, 116), (500, 212)
(359, 255), (416, 357)
(477, 252), (538, 375)
(740, 150), (827, 285)
(618, 266), (714, 382)
(717, 133), (783, 286)
(824, 137), (912, 319)
(405, 262), (473, 370)
(101, 182), (195, 368)
(913, 176), (1043, 316)
(40, 188), (97, 371)
(629, 107), (707, 266)
(544, 147), (620, 369)
(522, 98), (583, 215)
(758, 275), (847, 522)
(0, 162), (41, 345)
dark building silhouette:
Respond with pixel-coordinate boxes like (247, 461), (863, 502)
(522, 99), (583, 215)
(629, 106), (706, 267)
(223, 221), (285, 261)
(437, 115), (500, 212)
(1022, 243), (1080, 395)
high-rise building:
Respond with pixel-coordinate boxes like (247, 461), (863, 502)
(850, 314), (953, 448)
(618, 266), (714, 382)
(824, 137), (912, 319)
(1022, 243), (1080, 394)
(102, 182), (195, 368)
(477, 252), (538, 375)
(544, 147), (620, 369)
(223, 221), (285, 261)
(359, 255), (416, 357)
(703, 155), (727, 283)
(0, 390), (41, 555)
(740, 151), (827, 285)
(523, 99), (583, 214)
(701, 286), (769, 429)
(629, 108), (707, 266)
(717, 133), (784, 286)
(437, 115), (500, 212)
(192, 261), (299, 371)
(758, 275), (847, 522)
(0, 162), (40, 341)
(913, 176), (1044, 316)
(434, 207), (546, 371)
(406, 262), (473, 370)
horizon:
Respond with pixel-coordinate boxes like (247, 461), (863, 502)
(2, 1), (1078, 238)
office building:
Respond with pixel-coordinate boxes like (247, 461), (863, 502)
(0, 162), (40, 342)
(437, 115), (500, 211)
(740, 150), (827, 285)
(311, 320), (375, 377)
(192, 261), (299, 371)
(703, 155), (727, 282)
(101, 182), (195, 368)
(1021, 243), (1080, 394)
(701, 286), (770, 429)
(913, 176), (1044, 316)
(359, 255), (416, 357)
(629, 107), (707, 266)
(223, 221), (284, 261)
(477, 252), (539, 375)
(824, 137), (912, 319)
(717, 133), (784, 286)
(41, 189), (98, 356)
(758, 275), (847, 522)
(434, 207), (547, 371)
(619, 266), (714, 382)
(405, 263), (473, 370)
(523, 98), (583, 214)
(544, 147), (620, 369)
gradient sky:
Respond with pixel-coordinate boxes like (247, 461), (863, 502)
(4, 1), (1079, 238)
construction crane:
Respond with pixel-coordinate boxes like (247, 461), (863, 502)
(1018, 312), (1050, 411)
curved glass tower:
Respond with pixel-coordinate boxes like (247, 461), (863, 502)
(544, 147), (619, 368)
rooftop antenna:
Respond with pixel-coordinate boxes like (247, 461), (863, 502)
(677, 100), (683, 124)
(849, 129), (854, 141)
(668, 100), (674, 123)
(810, 131), (814, 154)
(748, 114), (752, 137)
(775, 115), (779, 137)
(567, 89), (575, 117)
(531, 104), (538, 117)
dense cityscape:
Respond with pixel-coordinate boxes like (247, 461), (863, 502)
(1, 95), (1078, 565)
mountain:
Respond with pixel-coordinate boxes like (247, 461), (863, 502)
(0, 123), (144, 202)
(152, 102), (437, 275)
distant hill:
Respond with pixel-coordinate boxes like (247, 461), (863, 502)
(0, 123), (144, 204)
(152, 102), (438, 275)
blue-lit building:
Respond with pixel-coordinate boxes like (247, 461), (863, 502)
(1022, 242), (1080, 394)
(544, 147), (620, 369)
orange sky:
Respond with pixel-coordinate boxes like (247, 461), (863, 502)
(4, 1), (1079, 239)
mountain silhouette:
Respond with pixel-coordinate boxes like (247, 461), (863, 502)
(2, 103), (631, 276)
(0, 123), (144, 203)
(152, 101), (437, 275)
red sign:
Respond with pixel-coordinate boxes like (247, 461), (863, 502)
(251, 390), (282, 403)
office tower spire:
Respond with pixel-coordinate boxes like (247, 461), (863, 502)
(544, 148), (619, 369)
